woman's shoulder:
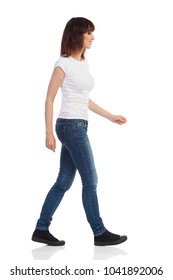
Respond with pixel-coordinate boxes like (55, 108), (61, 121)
(54, 56), (71, 72)
(54, 56), (68, 65)
(54, 56), (88, 72)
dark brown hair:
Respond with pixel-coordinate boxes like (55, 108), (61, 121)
(60, 17), (95, 60)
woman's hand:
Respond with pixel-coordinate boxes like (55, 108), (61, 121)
(46, 134), (56, 152)
(109, 114), (127, 125)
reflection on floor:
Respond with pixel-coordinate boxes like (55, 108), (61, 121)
(31, 244), (127, 261)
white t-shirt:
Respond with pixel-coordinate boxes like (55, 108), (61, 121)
(54, 56), (95, 120)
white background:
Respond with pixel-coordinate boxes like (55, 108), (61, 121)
(0, 0), (173, 279)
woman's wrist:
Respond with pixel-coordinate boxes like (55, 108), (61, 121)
(106, 112), (114, 121)
(46, 131), (53, 136)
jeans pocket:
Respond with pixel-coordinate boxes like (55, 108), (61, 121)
(72, 120), (88, 131)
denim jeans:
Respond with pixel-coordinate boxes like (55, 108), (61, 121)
(36, 118), (106, 236)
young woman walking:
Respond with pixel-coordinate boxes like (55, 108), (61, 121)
(32, 17), (127, 246)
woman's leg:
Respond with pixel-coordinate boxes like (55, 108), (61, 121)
(63, 120), (106, 236)
(36, 144), (76, 230)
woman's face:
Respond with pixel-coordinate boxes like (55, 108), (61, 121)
(83, 31), (95, 49)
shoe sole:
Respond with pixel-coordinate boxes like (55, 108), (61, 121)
(94, 235), (127, 246)
(32, 236), (65, 246)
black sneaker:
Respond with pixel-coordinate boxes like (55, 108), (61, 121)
(94, 230), (127, 246)
(32, 229), (65, 246)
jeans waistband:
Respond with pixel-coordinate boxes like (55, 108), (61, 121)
(56, 118), (88, 126)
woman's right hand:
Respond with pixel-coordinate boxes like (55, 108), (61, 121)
(46, 134), (56, 152)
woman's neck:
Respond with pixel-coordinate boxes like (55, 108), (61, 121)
(70, 50), (83, 61)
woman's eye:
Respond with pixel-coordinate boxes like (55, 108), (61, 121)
(87, 31), (92, 35)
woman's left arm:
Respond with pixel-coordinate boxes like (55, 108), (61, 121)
(88, 99), (127, 125)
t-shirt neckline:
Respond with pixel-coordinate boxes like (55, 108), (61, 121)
(69, 56), (84, 63)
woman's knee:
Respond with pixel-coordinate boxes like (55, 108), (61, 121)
(82, 169), (98, 189)
(54, 168), (76, 192)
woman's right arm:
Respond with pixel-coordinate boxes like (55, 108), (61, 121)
(45, 66), (65, 152)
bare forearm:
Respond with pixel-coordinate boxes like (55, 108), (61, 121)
(88, 99), (112, 120)
(88, 98), (127, 125)
(45, 99), (54, 135)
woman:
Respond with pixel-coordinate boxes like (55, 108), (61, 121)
(32, 17), (127, 246)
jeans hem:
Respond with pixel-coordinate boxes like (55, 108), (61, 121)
(36, 226), (49, 231)
(94, 227), (107, 237)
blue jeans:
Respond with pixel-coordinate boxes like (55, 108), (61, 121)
(36, 119), (106, 236)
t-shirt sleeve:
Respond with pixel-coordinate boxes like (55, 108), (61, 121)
(54, 57), (66, 74)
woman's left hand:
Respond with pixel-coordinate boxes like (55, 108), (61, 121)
(109, 114), (127, 125)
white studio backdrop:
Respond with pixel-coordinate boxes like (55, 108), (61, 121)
(0, 0), (173, 279)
